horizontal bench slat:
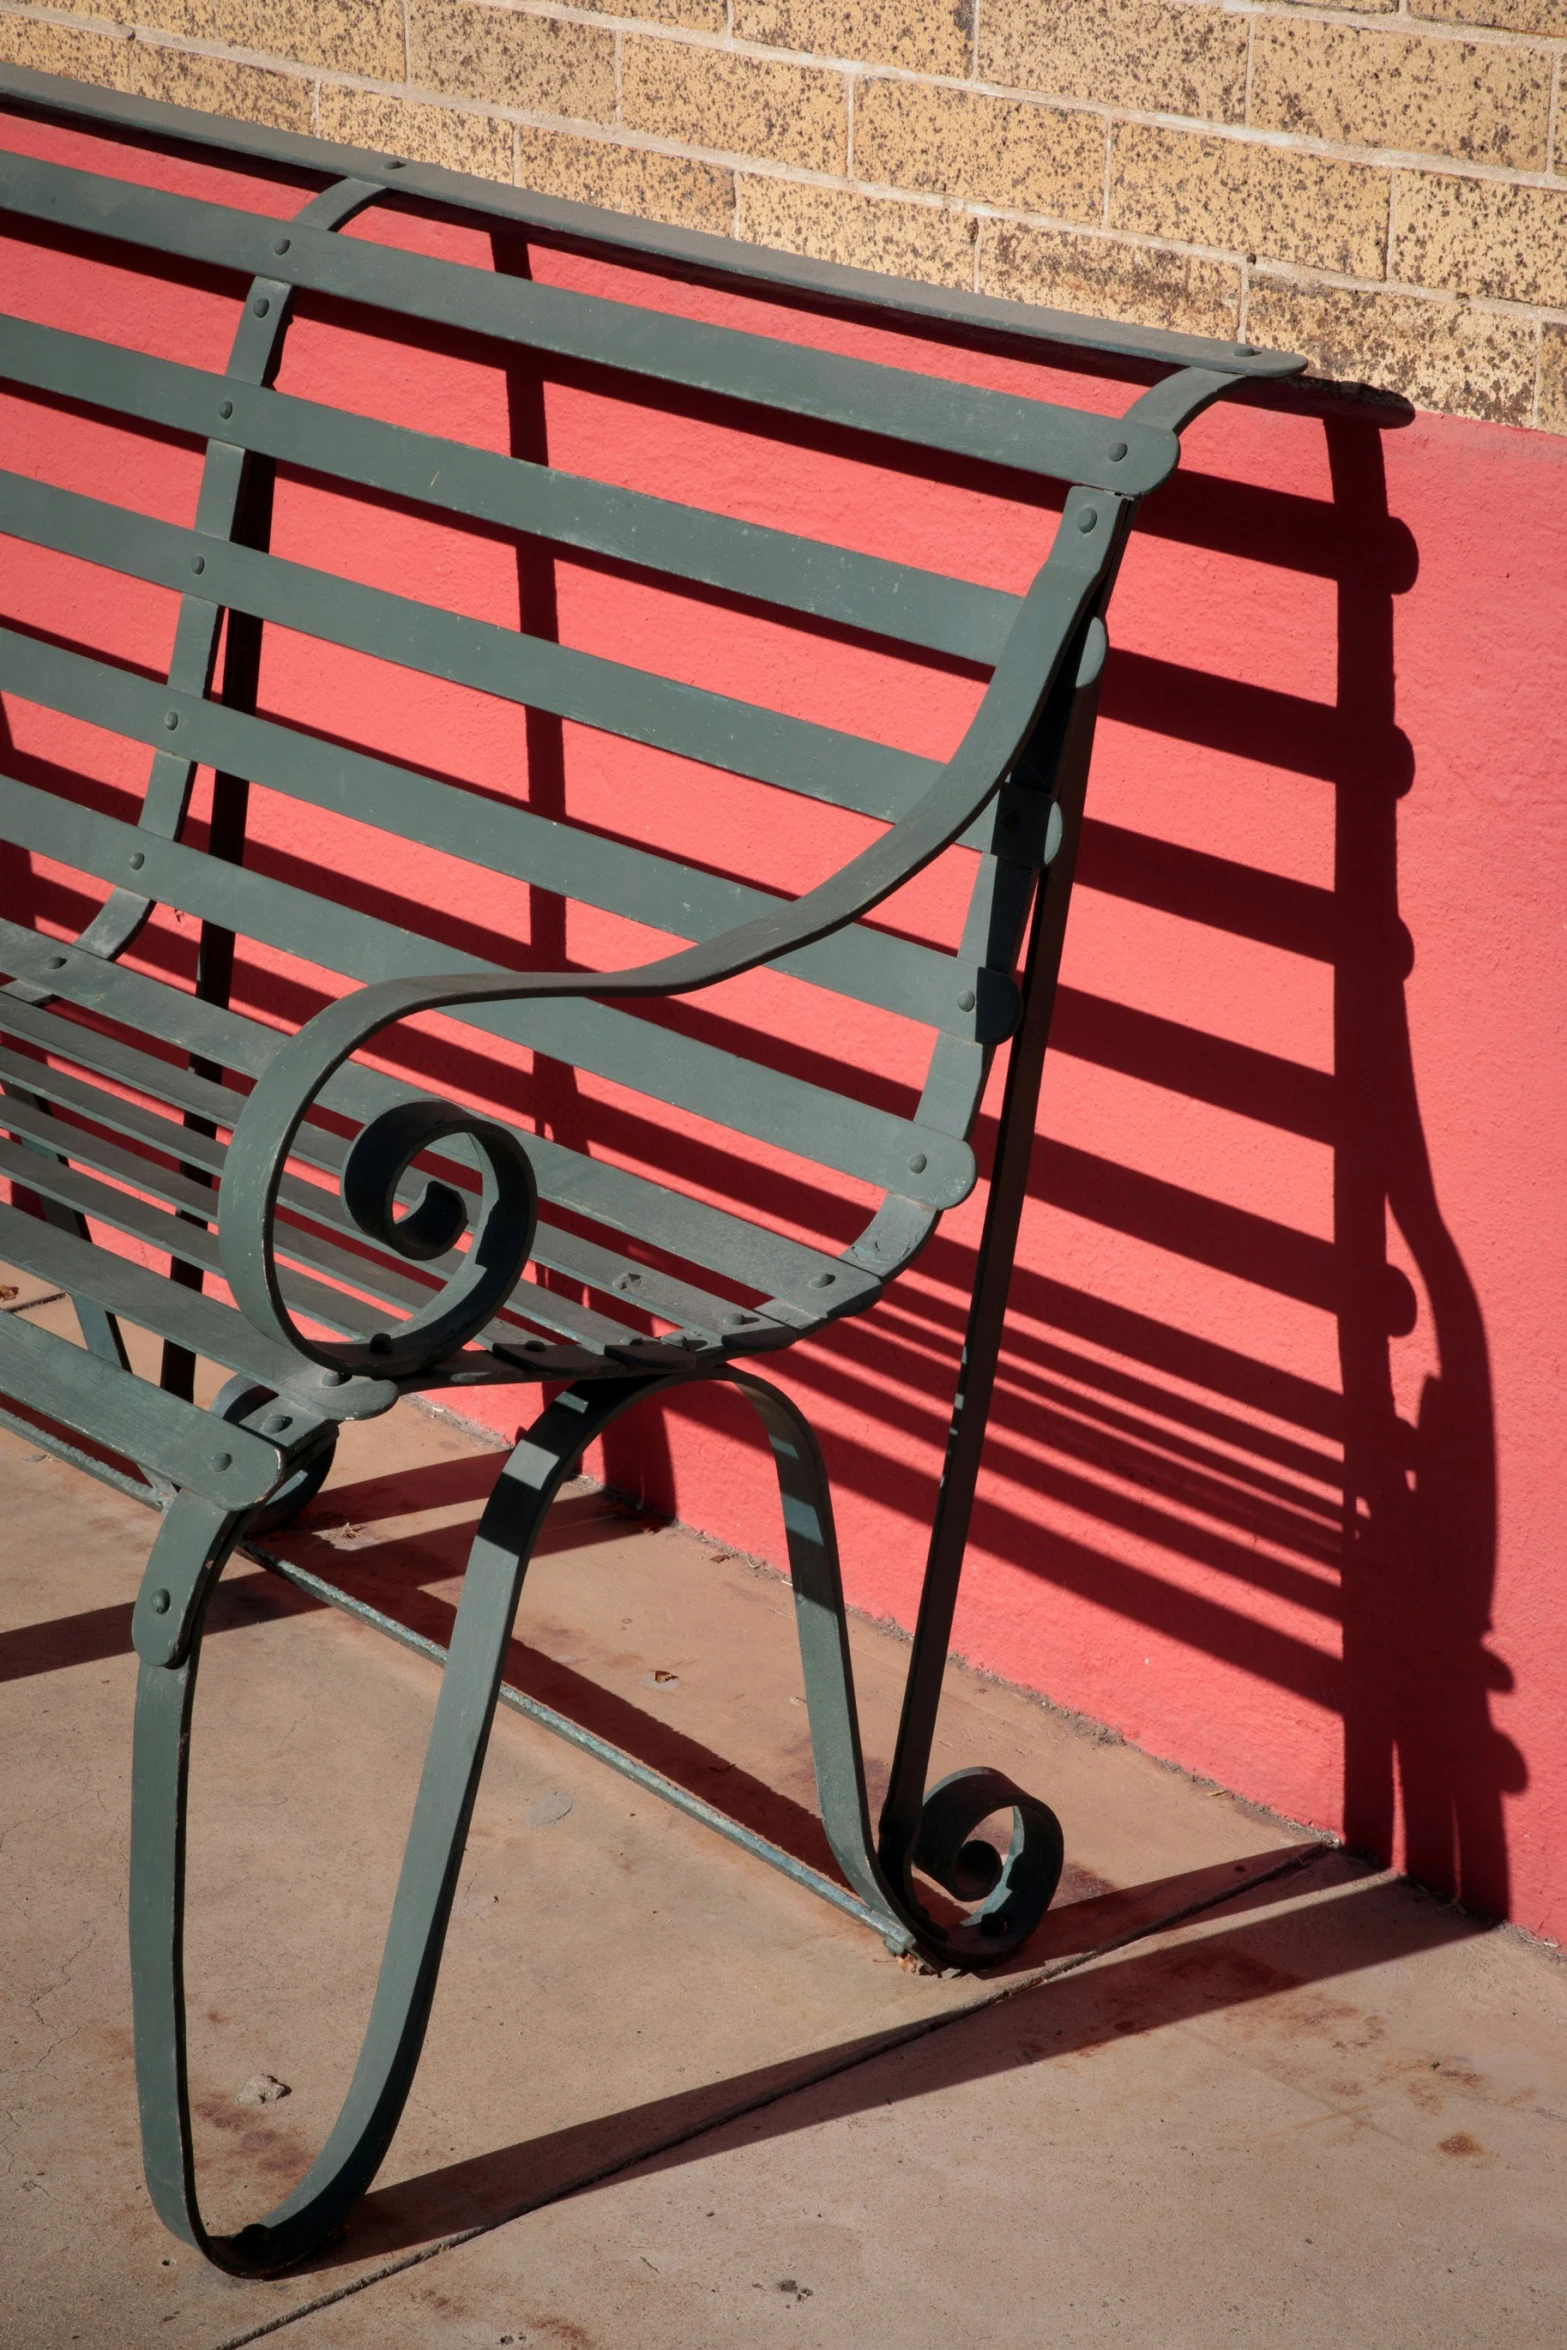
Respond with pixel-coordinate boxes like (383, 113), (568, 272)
(0, 773), (976, 1208)
(0, 619), (1010, 1045)
(0, 313), (1017, 666)
(0, 1299), (284, 1506)
(0, 63), (1306, 383)
(0, 931), (881, 1321)
(0, 467), (943, 826)
(0, 1086), (651, 1351)
(0, 149), (1177, 495)
(0, 1037), (769, 1344)
(0, 1187), (298, 1385)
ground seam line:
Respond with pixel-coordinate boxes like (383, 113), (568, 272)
(202, 1843), (1334, 2349)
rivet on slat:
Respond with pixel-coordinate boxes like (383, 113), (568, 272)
(218, 399), (233, 419)
(212, 1453), (232, 1472)
(1077, 508), (1098, 534)
(321, 1368), (348, 1386)
(163, 711), (179, 731)
(273, 235), (291, 255)
(190, 553), (205, 574)
(385, 155), (406, 168)
(957, 989), (975, 1012)
(151, 1587), (171, 1613)
(1108, 440), (1128, 461)
(369, 1333), (392, 1354)
(908, 1153), (928, 1174)
(252, 296), (270, 318)
(45, 954), (67, 970)
(129, 851), (145, 870)
(263, 1412), (291, 1435)
(810, 1272), (836, 1288)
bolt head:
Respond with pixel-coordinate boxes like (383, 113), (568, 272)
(151, 1588), (171, 1615)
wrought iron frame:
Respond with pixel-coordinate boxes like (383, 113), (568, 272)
(0, 64), (1307, 2273)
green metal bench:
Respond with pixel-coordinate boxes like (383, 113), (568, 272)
(0, 65), (1306, 2273)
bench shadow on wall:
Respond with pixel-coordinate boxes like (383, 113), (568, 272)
(0, 236), (1517, 1933)
(484, 329), (1517, 1927)
(489, 348), (1517, 1925)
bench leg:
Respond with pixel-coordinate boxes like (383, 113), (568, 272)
(727, 1370), (1063, 1966)
(128, 1375), (666, 2275)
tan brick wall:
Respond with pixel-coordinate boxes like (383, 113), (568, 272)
(3, 0), (1565, 431)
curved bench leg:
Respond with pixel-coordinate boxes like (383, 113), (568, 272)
(129, 1375), (667, 2276)
(726, 1369), (1063, 1967)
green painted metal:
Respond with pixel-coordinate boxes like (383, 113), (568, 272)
(0, 146), (1181, 493)
(0, 59), (1305, 385)
(0, 67), (1309, 2276)
(0, 312), (1018, 663)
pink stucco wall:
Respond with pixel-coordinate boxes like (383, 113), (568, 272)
(3, 113), (1564, 1938)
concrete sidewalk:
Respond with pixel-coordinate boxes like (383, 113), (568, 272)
(3, 1372), (1564, 2349)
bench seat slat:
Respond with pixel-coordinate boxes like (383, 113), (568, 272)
(0, 149), (1176, 495)
(0, 1037), (776, 1343)
(0, 773), (977, 1209)
(0, 934), (882, 1322)
(0, 1302), (284, 1505)
(0, 1090), (657, 1353)
(0, 622), (1005, 1044)
(0, 313), (1019, 666)
(0, 1187), (303, 1385)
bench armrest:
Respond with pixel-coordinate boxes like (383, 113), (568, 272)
(219, 499), (1113, 1382)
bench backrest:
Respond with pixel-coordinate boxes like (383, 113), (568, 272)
(0, 71), (1292, 1354)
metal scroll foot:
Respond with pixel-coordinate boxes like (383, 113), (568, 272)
(725, 1370), (1063, 1968)
(128, 1375), (669, 2275)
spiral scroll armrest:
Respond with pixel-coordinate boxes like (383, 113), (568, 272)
(218, 514), (1114, 1380)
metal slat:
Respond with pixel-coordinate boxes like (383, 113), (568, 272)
(0, 1190), (301, 1385)
(0, 1084), (652, 1355)
(0, 930), (882, 1320)
(0, 1127), (419, 1344)
(0, 312), (1018, 666)
(0, 147), (1178, 495)
(0, 1038), (767, 1346)
(0, 467), (946, 833)
(0, 776), (976, 1210)
(0, 62), (1308, 385)
(0, 1302), (283, 1505)
(0, 621), (1007, 1044)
